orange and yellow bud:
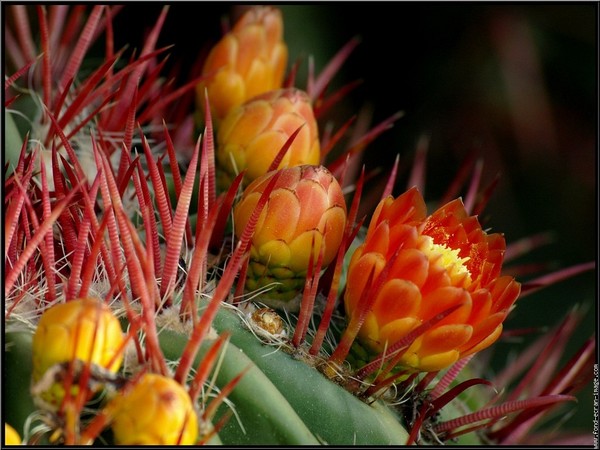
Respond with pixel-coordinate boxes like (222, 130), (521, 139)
(31, 298), (125, 408)
(217, 88), (320, 190)
(4, 423), (21, 445)
(234, 165), (347, 310)
(344, 187), (521, 372)
(108, 373), (198, 445)
(197, 6), (288, 123)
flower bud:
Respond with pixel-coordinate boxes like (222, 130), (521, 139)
(5, 423), (21, 445)
(217, 88), (320, 190)
(344, 187), (521, 372)
(108, 373), (198, 445)
(31, 298), (124, 408)
(197, 6), (288, 123)
(234, 165), (346, 311)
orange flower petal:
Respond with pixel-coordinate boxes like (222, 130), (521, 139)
(219, 99), (272, 146)
(419, 324), (473, 356)
(287, 229), (324, 273)
(418, 350), (461, 372)
(320, 206), (347, 264)
(386, 186), (428, 224)
(460, 312), (506, 354)
(345, 252), (386, 313)
(388, 224), (420, 256)
(373, 279), (422, 326)
(368, 196), (394, 231)
(245, 130), (288, 180)
(233, 191), (264, 238)
(363, 221), (390, 255)
(359, 312), (382, 348)
(234, 165), (347, 302)
(257, 188), (300, 244)
(490, 276), (521, 313)
(467, 289), (493, 325)
(295, 179), (330, 233)
(461, 323), (504, 357)
(378, 317), (421, 351)
(420, 286), (472, 326)
(390, 248), (430, 288)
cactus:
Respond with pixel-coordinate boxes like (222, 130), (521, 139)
(4, 4), (595, 446)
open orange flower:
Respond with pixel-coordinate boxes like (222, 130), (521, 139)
(344, 187), (521, 372)
(234, 165), (346, 310)
(196, 6), (288, 123)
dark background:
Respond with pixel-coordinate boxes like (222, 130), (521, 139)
(112, 2), (597, 437)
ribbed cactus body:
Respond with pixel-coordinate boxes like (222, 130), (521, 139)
(5, 4), (590, 447)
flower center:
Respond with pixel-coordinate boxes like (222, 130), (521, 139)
(422, 236), (472, 285)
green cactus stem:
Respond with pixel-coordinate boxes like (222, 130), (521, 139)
(159, 302), (411, 445)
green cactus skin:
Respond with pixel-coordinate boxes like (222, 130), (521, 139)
(160, 302), (411, 445)
(161, 327), (320, 445)
(161, 301), (490, 446)
(4, 331), (36, 438)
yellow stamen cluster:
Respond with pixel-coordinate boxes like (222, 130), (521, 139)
(421, 235), (472, 286)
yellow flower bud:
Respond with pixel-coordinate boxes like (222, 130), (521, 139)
(344, 187), (521, 372)
(197, 6), (288, 122)
(234, 165), (346, 310)
(31, 298), (124, 408)
(217, 87), (320, 190)
(4, 423), (21, 445)
(108, 373), (198, 445)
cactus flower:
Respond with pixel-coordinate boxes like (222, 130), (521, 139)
(5, 423), (21, 445)
(216, 88), (320, 189)
(344, 187), (521, 372)
(196, 6), (288, 122)
(31, 298), (125, 408)
(107, 373), (198, 445)
(234, 165), (347, 310)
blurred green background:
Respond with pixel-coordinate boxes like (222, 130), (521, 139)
(113, 3), (596, 439)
